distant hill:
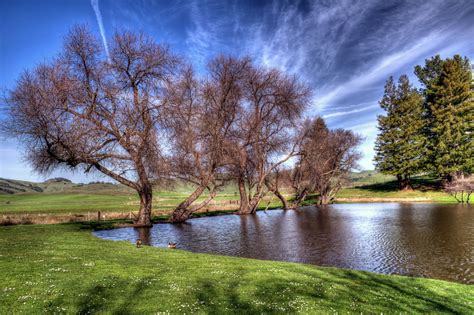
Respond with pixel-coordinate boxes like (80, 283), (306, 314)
(0, 178), (44, 194)
(0, 177), (131, 195)
(1, 171), (398, 195)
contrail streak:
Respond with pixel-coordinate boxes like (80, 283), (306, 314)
(91, 0), (110, 61)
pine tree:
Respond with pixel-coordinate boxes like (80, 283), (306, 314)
(374, 75), (425, 190)
(415, 55), (474, 180)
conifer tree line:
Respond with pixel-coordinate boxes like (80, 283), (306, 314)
(1, 26), (361, 226)
(375, 55), (474, 190)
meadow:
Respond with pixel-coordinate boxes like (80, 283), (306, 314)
(0, 173), (471, 313)
(0, 223), (472, 314)
(0, 172), (458, 222)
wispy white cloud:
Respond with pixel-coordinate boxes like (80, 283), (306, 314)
(323, 103), (378, 119)
(184, 1), (243, 70)
(248, 0), (372, 77)
(314, 31), (450, 110)
(91, 0), (110, 61)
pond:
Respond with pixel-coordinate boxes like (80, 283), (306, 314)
(94, 203), (473, 284)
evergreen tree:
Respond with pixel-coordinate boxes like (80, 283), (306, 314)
(415, 55), (474, 180)
(374, 75), (425, 190)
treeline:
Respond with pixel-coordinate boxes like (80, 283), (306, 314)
(44, 177), (72, 183)
(375, 55), (473, 190)
(1, 26), (360, 226)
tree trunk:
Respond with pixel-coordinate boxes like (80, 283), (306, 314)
(248, 195), (260, 214)
(135, 185), (153, 227)
(318, 194), (331, 205)
(398, 174), (412, 191)
(265, 179), (290, 210)
(273, 189), (289, 210)
(292, 188), (308, 208)
(238, 176), (250, 214)
(239, 195), (260, 215)
(168, 184), (210, 223)
(447, 172), (463, 183)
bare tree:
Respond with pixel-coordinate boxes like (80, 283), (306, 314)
(264, 167), (292, 210)
(1, 26), (181, 226)
(164, 56), (249, 222)
(444, 175), (473, 203)
(291, 118), (361, 206)
(228, 64), (311, 215)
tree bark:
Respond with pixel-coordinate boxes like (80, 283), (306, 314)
(265, 180), (290, 210)
(397, 174), (413, 191)
(168, 184), (209, 223)
(238, 176), (251, 214)
(135, 184), (153, 227)
(238, 177), (264, 215)
(447, 172), (464, 183)
(318, 194), (331, 205)
(273, 189), (289, 210)
(247, 195), (260, 214)
(292, 188), (308, 208)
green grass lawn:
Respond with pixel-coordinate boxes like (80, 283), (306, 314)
(0, 224), (472, 314)
(337, 187), (456, 202)
(338, 175), (456, 203)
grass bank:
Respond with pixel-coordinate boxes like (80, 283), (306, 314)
(0, 174), (459, 225)
(0, 224), (472, 314)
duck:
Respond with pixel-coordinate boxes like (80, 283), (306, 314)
(167, 242), (177, 249)
(136, 239), (142, 248)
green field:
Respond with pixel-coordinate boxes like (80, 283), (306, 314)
(0, 173), (460, 217)
(338, 173), (455, 202)
(0, 223), (472, 314)
(337, 187), (454, 202)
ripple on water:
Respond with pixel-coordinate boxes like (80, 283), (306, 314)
(94, 203), (474, 284)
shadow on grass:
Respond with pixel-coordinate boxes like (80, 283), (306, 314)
(73, 277), (157, 315)
(73, 219), (134, 230)
(48, 260), (472, 314)
(354, 177), (443, 193)
(188, 265), (472, 313)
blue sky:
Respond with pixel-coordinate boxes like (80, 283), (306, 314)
(1, 0), (473, 182)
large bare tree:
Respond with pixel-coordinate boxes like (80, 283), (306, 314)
(164, 56), (249, 222)
(229, 64), (311, 214)
(291, 118), (361, 206)
(1, 26), (181, 226)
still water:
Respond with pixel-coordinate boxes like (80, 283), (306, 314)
(94, 203), (473, 283)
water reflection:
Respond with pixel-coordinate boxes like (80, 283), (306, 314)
(135, 227), (151, 245)
(94, 203), (474, 284)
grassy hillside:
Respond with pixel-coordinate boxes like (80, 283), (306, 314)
(0, 177), (133, 195)
(348, 170), (396, 186)
(0, 178), (45, 194)
(1, 224), (472, 314)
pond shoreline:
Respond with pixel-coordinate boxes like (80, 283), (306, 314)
(0, 197), (463, 227)
(94, 203), (474, 284)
